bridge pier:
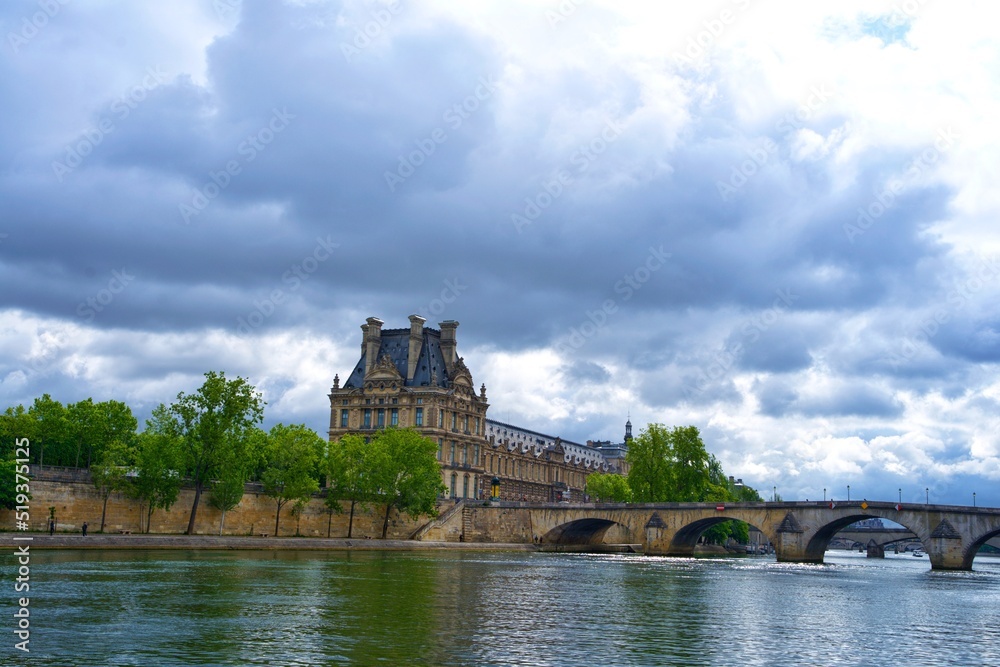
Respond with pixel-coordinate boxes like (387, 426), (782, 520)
(866, 540), (884, 559)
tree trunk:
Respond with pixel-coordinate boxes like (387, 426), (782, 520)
(381, 504), (392, 539)
(100, 492), (110, 533)
(219, 508), (227, 536)
(327, 509), (332, 538)
(186, 482), (203, 535)
(274, 500), (283, 536)
(146, 505), (155, 534)
(347, 499), (356, 538)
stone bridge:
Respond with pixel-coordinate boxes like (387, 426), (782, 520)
(452, 500), (1000, 570)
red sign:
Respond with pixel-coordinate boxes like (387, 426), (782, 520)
(716, 505), (725, 511)
(895, 503), (902, 511)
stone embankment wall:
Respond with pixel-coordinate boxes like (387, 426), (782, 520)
(3, 468), (438, 539)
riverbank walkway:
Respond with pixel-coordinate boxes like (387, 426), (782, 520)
(1, 532), (539, 551)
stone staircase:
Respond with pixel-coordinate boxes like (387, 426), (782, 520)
(410, 500), (467, 542)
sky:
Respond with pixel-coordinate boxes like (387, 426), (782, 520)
(2, 0), (999, 507)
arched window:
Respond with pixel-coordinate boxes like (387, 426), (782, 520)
(450, 473), (457, 498)
(463, 475), (469, 498)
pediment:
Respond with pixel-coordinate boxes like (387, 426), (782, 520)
(366, 354), (402, 381)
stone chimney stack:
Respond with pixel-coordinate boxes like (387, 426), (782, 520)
(407, 314), (425, 381)
(363, 316), (384, 376)
(439, 320), (459, 374)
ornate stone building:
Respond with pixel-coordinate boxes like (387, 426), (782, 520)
(328, 315), (628, 502)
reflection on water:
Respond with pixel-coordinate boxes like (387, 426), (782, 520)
(7, 549), (1000, 666)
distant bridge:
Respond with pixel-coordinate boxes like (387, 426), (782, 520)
(449, 500), (1000, 570)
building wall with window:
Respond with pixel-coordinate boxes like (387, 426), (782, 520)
(328, 315), (628, 503)
(327, 316), (488, 499)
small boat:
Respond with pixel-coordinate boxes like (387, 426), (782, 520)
(912, 550), (925, 557)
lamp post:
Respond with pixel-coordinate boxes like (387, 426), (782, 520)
(925, 487), (929, 504)
(898, 488), (902, 504)
(773, 486), (776, 502)
(491, 477), (500, 503)
(973, 492), (976, 508)
(847, 485), (850, 502)
(823, 488), (826, 502)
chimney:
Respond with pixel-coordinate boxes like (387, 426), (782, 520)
(363, 316), (383, 376)
(439, 320), (459, 374)
(407, 314), (425, 381)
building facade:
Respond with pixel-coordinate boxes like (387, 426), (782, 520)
(328, 315), (629, 502)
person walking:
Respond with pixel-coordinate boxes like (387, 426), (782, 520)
(49, 519), (55, 536)
(82, 521), (88, 536)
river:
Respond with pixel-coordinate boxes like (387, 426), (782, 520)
(7, 549), (1000, 666)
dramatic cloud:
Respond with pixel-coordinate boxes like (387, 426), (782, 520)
(2, 0), (998, 505)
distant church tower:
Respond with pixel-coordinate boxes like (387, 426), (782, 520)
(624, 416), (633, 442)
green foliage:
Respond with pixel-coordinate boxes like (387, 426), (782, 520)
(0, 459), (20, 510)
(367, 428), (444, 539)
(626, 424), (710, 502)
(90, 439), (133, 532)
(129, 428), (183, 533)
(325, 433), (380, 536)
(585, 472), (632, 502)
(169, 371), (265, 534)
(260, 423), (324, 535)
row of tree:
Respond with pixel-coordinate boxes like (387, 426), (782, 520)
(2, 372), (445, 537)
(585, 424), (763, 544)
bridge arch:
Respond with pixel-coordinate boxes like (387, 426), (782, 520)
(542, 517), (631, 545)
(961, 526), (1000, 570)
(666, 515), (774, 557)
(805, 513), (927, 562)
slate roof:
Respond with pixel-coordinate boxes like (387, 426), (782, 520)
(342, 326), (452, 389)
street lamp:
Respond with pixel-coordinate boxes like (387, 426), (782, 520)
(898, 488), (902, 504)
(973, 492), (976, 508)
(847, 485), (851, 502)
(773, 486), (776, 502)
(925, 487), (929, 504)
(823, 488), (826, 502)
(491, 477), (500, 502)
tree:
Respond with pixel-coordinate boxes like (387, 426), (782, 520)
(66, 399), (138, 469)
(626, 424), (712, 503)
(585, 472), (632, 502)
(29, 394), (70, 467)
(670, 425), (710, 501)
(209, 426), (264, 535)
(325, 433), (378, 538)
(90, 439), (133, 533)
(368, 428), (444, 539)
(626, 424), (674, 502)
(170, 371), (265, 535)
(130, 427), (183, 533)
(260, 423), (323, 536)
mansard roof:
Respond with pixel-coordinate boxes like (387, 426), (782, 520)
(343, 326), (451, 389)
